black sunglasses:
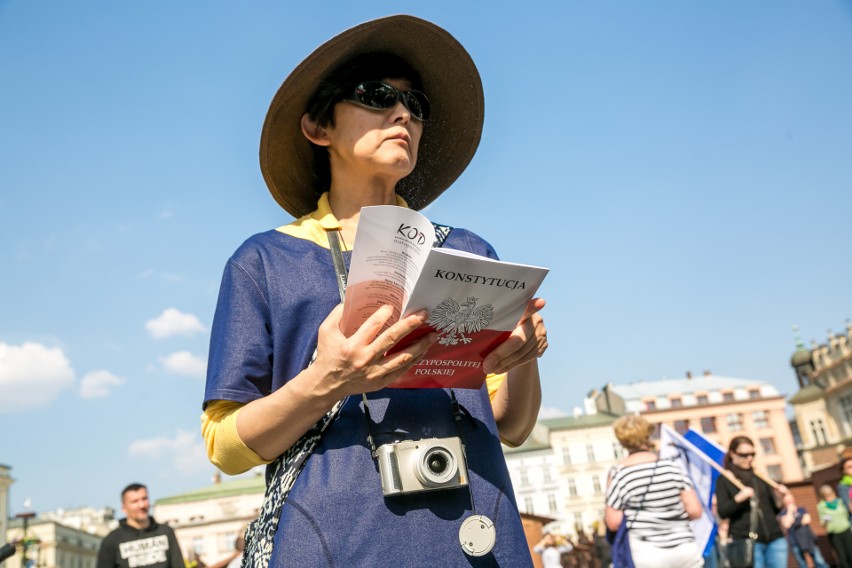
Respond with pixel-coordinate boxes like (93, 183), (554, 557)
(735, 451), (756, 458)
(346, 81), (431, 121)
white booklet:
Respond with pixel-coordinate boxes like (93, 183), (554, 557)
(340, 205), (549, 389)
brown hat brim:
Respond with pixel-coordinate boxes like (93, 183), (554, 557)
(260, 15), (484, 218)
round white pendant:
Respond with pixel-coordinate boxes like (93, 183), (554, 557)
(459, 514), (496, 557)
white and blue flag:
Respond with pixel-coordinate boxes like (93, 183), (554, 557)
(659, 425), (726, 559)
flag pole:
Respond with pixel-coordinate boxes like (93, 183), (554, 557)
(664, 439), (781, 491)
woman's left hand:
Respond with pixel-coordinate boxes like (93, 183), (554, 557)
(482, 298), (547, 375)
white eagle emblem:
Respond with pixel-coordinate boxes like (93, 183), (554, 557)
(428, 296), (494, 346)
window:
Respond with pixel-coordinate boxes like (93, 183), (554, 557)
(651, 423), (661, 440)
(791, 421), (803, 447)
(752, 410), (769, 429)
(726, 413), (744, 432)
(568, 478), (577, 496)
(723, 391), (735, 402)
(192, 536), (204, 555)
(562, 447), (572, 466)
(646, 400), (656, 411)
(520, 469), (529, 486)
(593, 475), (602, 494)
(613, 442), (623, 459)
(586, 444), (596, 462)
(524, 496), (534, 513)
(810, 419), (829, 446)
(840, 394), (852, 436)
(697, 394), (709, 405)
(766, 465), (783, 482)
(670, 397), (682, 407)
(219, 531), (237, 552)
(759, 437), (776, 455)
(675, 420), (689, 435)
(749, 389), (760, 399)
(543, 468), (553, 484)
(548, 493), (558, 513)
(701, 416), (717, 433)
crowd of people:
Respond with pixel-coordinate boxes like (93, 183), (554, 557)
(534, 525), (612, 568)
(597, 414), (852, 568)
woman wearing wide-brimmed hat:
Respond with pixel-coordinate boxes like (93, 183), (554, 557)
(201, 15), (547, 567)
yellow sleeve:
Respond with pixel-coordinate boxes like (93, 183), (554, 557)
(201, 400), (273, 475)
(485, 372), (506, 402)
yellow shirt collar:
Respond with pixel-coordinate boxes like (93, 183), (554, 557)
(276, 192), (409, 247)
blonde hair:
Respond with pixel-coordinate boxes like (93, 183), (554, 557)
(613, 415), (655, 452)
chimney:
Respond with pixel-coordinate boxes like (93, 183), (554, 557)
(212, 472), (222, 485)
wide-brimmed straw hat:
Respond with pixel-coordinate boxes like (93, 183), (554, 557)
(259, 15), (484, 218)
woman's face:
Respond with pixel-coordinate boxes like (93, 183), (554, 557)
(323, 78), (423, 184)
(729, 442), (756, 470)
(843, 460), (852, 476)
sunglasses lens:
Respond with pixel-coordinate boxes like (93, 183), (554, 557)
(354, 82), (398, 110)
(403, 91), (430, 120)
(353, 82), (430, 120)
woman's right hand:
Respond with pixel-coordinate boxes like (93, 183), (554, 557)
(734, 487), (755, 503)
(305, 303), (438, 401)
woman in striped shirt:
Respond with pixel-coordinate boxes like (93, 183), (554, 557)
(605, 415), (703, 568)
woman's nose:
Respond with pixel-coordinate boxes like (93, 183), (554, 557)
(391, 101), (411, 124)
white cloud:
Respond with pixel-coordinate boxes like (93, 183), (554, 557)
(79, 370), (126, 399)
(160, 351), (207, 378)
(128, 430), (208, 475)
(538, 406), (567, 419)
(145, 308), (206, 339)
(0, 342), (75, 413)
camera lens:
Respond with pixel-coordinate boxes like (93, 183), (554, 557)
(427, 451), (449, 474)
(416, 445), (458, 487)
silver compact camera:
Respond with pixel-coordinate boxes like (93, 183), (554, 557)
(376, 437), (469, 497)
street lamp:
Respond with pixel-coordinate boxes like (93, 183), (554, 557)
(14, 511), (37, 568)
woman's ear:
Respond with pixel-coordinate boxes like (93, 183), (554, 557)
(301, 113), (331, 146)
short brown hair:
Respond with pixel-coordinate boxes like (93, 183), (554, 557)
(613, 415), (655, 452)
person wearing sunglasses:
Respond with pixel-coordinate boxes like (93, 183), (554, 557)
(201, 15), (547, 568)
(716, 436), (790, 568)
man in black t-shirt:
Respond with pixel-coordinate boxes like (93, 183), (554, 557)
(96, 483), (185, 568)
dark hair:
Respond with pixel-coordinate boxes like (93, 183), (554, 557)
(121, 482), (147, 499)
(303, 52), (423, 192)
(724, 436), (754, 468)
(305, 52), (423, 128)
(840, 457), (852, 474)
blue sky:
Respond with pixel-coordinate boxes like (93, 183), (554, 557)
(1, 1), (851, 515)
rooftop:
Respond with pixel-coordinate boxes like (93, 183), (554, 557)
(608, 375), (779, 400)
(155, 474), (265, 505)
(540, 412), (618, 431)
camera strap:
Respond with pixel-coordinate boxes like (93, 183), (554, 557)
(328, 224), (496, 557)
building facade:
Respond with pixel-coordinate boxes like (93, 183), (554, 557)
(545, 412), (621, 535)
(789, 322), (852, 475)
(4, 518), (102, 568)
(0, 464), (11, 548)
(590, 373), (803, 483)
(153, 473), (264, 566)
(503, 413), (621, 537)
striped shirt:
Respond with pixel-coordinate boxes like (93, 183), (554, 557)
(606, 458), (696, 547)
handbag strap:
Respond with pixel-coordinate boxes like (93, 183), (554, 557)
(748, 497), (760, 539)
(625, 457), (662, 531)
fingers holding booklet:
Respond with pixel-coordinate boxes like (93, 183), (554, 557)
(482, 298), (548, 375)
(340, 205), (550, 389)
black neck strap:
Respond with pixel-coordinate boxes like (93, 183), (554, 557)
(325, 226), (476, 513)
